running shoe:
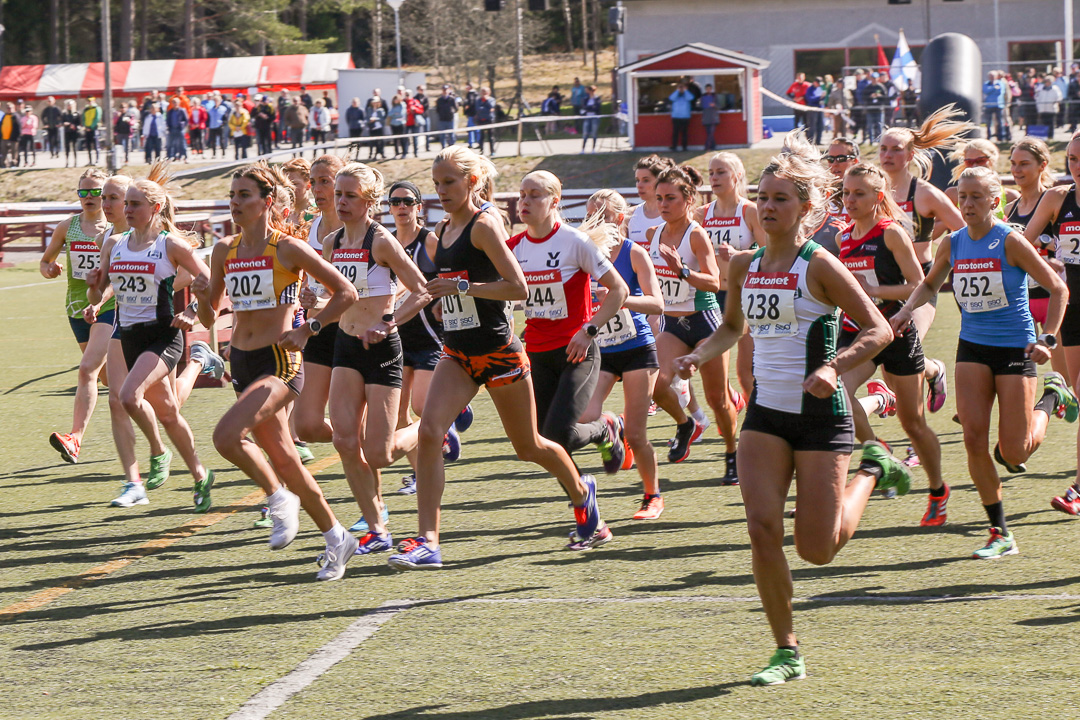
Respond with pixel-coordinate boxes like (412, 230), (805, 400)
(49, 432), (79, 464)
(866, 379), (897, 418)
(647, 402), (658, 417)
(454, 404), (474, 433)
(952, 413), (961, 425)
(398, 474), (417, 495)
(109, 481), (149, 508)
(316, 533), (360, 581)
(192, 470), (215, 513)
(1051, 485), (1080, 515)
(731, 385), (747, 414)
(566, 522), (612, 550)
(926, 358), (948, 413)
(253, 506), (273, 528)
(443, 425), (461, 462)
(691, 408), (710, 442)
(597, 411), (625, 474)
(268, 489), (301, 550)
(573, 474), (602, 540)
(294, 441), (315, 465)
(189, 340), (226, 380)
(903, 446), (921, 468)
(971, 527), (1018, 560)
(618, 415), (635, 471)
(354, 531), (394, 555)
(349, 504), (390, 533)
(388, 537), (443, 570)
(750, 648), (806, 686)
(145, 448), (172, 490)
(993, 443), (1027, 474)
(673, 377), (691, 408)
(920, 484), (950, 527)
(667, 419), (699, 463)
(719, 452), (738, 485)
(860, 440), (911, 496)
(1043, 371), (1079, 423)
(633, 494), (665, 520)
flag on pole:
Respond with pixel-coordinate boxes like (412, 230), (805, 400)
(875, 34), (889, 71)
(890, 29), (919, 92)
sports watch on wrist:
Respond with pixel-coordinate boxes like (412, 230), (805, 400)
(1038, 333), (1058, 349)
(456, 278), (470, 294)
(307, 318), (322, 336)
(678, 264), (690, 280)
(382, 313), (397, 328)
(584, 323), (599, 338)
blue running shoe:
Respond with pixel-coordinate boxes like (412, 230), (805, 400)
(397, 474), (417, 495)
(387, 536), (443, 570)
(443, 424), (461, 462)
(454, 404), (474, 433)
(573, 474), (600, 540)
(355, 531), (394, 555)
(349, 504), (390, 533)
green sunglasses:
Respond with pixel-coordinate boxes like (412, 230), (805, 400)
(77, 188), (103, 198)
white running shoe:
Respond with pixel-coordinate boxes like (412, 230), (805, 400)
(189, 341), (226, 381)
(316, 533), (360, 581)
(690, 408), (710, 442)
(268, 489), (301, 550)
(109, 481), (149, 507)
(672, 377), (691, 409)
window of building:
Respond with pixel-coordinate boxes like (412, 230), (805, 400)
(636, 72), (744, 115)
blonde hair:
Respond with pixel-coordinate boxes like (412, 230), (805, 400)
(132, 161), (199, 247)
(949, 138), (1000, 183)
(759, 129), (832, 236)
(435, 145), (498, 195)
(587, 188), (630, 231)
(80, 167), (109, 184)
(281, 157), (311, 182)
(1011, 136), (1056, 190)
(844, 163), (911, 230)
(881, 104), (974, 178)
(311, 154), (347, 175)
(577, 210), (621, 257)
(336, 162), (385, 204)
(958, 165), (1003, 197)
(708, 151), (749, 199)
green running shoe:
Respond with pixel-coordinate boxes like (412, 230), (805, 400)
(972, 527), (1018, 560)
(253, 506), (273, 528)
(193, 470), (215, 513)
(294, 442), (316, 465)
(860, 440), (911, 496)
(145, 448), (173, 490)
(750, 648), (806, 686)
(1043, 371), (1079, 423)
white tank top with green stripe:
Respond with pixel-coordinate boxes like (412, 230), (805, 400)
(649, 220), (719, 314)
(742, 241), (848, 415)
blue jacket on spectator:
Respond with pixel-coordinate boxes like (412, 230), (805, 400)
(207, 103), (229, 129)
(668, 90), (693, 120)
(346, 105), (365, 132)
(166, 107), (188, 132)
(983, 79), (1006, 108)
(805, 85), (825, 108)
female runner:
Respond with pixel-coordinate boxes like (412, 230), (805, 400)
(578, 190), (666, 518)
(387, 147), (610, 570)
(878, 108), (972, 412)
(835, 163), (946, 526)
(675, 132), (908, 685)
(282, 157), (316, 223)
(508, 170), (629, 471)
(194, 162), (360, 581)
(893, 166), (1074, 558)
(646, 166), (723, 468)
(40, 168), (112, 464)
(86, 170), (215, 509)
(325, 163), (428, 554)
(944, 139), (1020, 211)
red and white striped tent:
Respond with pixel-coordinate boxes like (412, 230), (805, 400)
(0, 52), (354, 100)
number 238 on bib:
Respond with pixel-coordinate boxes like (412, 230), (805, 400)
(741, 271), (799, 338)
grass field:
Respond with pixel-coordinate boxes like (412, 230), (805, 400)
(1, 257), (1078, 720)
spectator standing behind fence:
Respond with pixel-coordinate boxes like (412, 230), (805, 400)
(786, 72), (810, 129)
(1053, 68), (1069, 129)
(570, 76), (587, 130)
(42, 97), (61, 158)
(388, 94), (407, 157)
(285, 96), (308, 151)
(82, 98), (100, 166)
(580, 84), (601, 154)
(804, 76), (825, 145)
(852, 68), (870, 142)
(864, 72), (888, 144)
(700, 84), (719, 151)
(1020, 68), (1039, 128)
(542, 86), (561, 134)
(166, 98), (189, 162)
(142, 103), (163, 163)
(1068, 67), (1080, 134)
(229, 102), (250, 160)
(366, 97), (387, 159)
(983, 71), (1008, 141)
(61, 100), (80, 168)
(1035, 74), (1063, 135)
(253, 95), (275, 156)
(475, 86), (497, 155)
(0, 104), (20, 168)
(823, 74), (846, 138)
(19, 104), (38, 167)
(113, 105), (133, 163)
(463, 83), (479, 148)
(668, 81), (693, 152)
(435, 85), (458, 148)
(345, 97), (364, 138)
(277, 90), (290, 148)
(414, 85), (431, 152)
(309, 98), (331, 151)
(188, 98), (206, 156)
(207, 95), (229, 157)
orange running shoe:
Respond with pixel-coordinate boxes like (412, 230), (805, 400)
(633, 494), (664, 520)
(618, 415), (635, 471)
(49, 432), (79, 464)
(920, 484), (950, 527)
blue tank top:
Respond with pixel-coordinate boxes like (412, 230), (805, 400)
(594, 239), (655, 353)
(950, 222), (1034, 347)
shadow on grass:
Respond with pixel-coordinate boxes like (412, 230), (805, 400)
(2, 366), (76, 395)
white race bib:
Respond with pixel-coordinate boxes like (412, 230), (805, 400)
(656, 266), (695, 307)
(841, 255), (884, 305)
(439, 271), (480, 331)
(331, 248), (371, 297)
(593, 304), (637, 348)
(225, 255), (276, 311)
(523, 270), (569, 320)
(110, 260), (158, 307)
(1058, 221), (1080, 265)
(742, 271), (799, 337)
(703, 216), (740, 253)
(953, 258), (1009, 313)
(69, 240), (101, 281)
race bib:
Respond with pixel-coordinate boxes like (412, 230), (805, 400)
(953, 258), (1009, 313)
(331, 248), (371, 297)
(523, 270), (569, 320)
(69, 240), (101, 281)
(394, 288), (410, 312)
(438, 271), (480, 331)
(656, 266), (696, 307)
(742, 271), (798, 337)
(225, 255), (276, 311)
(592, 302), (637, 348)
(842, 255), (883, 305)
(110, 260), (157, 307)
(1058, 221), (1080, 265)
(703, 216), (740, 253)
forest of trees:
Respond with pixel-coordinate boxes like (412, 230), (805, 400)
(0, 0), (617, 85)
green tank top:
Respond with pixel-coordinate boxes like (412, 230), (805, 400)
(63, 214), (115, 318)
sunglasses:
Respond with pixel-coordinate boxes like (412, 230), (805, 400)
(77, 188), (103, 198)
(824, 155), (855, 164)
(388, 197), (420, 207)
(963, 156), (991, 167)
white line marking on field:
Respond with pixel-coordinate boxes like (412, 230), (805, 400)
(0, 282), (52, 291)
(226, 600), (415, 720)
(458, 593), (1080, 605)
